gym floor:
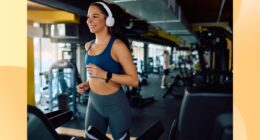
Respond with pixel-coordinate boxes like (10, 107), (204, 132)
(61, 73), (184, 140)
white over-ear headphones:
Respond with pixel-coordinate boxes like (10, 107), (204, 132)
(94, 2), (115, 27)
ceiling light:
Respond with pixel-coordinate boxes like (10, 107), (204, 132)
(113, 0), (136, 3)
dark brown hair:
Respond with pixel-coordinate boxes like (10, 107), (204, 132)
(90, 2), (130, 49)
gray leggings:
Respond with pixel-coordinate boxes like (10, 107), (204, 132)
(85, 88), (131, 140)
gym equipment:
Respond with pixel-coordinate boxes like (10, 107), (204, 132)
(48, 60), (78, 115)
(94, 2), (115, 27)
(163, 74), (183, 98)
(163, 51), (232, 98)
(163, 52), (196, 98)
(27, 105), (76, 140)
(126, 81), (155, 107)
(136, 120), (165, 140)
(87, 121), (164, 140)
(138, 72), (149, 86)
(169, 86), (232, 140)
(87, 126), (111, 140)
(37, 72), (50, 108)
(211, 113), (233, 140)
(134, 58), (149, 86)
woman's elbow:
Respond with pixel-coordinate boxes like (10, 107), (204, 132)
(131, 78), (139, 88)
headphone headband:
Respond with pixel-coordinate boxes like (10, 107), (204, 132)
(94, 2), (115, 27)
(94, 2), (113, 18)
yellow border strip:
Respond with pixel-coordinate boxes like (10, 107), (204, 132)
(56, 127), (136, 140)
(28, 10), (80, 23)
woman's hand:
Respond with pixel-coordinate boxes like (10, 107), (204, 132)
(86, 63), (106, 79)
(76, 82), (89, 94)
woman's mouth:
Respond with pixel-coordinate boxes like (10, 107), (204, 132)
(88, 25), (95, 29)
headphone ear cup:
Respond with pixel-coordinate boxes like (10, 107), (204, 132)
(106, 17), (115, 27)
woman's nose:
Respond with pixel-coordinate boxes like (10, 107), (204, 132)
(86, 18), (91, 25)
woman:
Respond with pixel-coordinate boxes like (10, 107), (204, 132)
(76, 1), (138, 140)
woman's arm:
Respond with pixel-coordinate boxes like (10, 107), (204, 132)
(76, 81), (90, 94)
(110, 39), (138, 87)
(75, 42), (92, 94)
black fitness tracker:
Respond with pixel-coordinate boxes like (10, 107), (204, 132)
(106, 72), (112, 83)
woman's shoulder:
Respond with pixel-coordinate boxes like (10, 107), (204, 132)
(112, 38), (128, 49)
(85, 40), (95, 51)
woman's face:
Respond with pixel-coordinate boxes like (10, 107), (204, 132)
(87, 5), (107, 33)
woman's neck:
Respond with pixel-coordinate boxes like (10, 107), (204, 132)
(95, 32), (111, 45)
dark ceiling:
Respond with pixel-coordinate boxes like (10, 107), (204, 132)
(29, 0), (233, 46)
(177, 0), (233, 28)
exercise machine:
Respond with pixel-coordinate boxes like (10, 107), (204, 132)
(87, 120), (164, 140)
(125, 81), (155, 107)
(28, 105), (77, 140)
(48, 60), (78, 115)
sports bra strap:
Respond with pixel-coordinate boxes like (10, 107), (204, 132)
(86, 40), (95, 52)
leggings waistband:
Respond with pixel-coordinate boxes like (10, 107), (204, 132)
(89, 88), (127, 106)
